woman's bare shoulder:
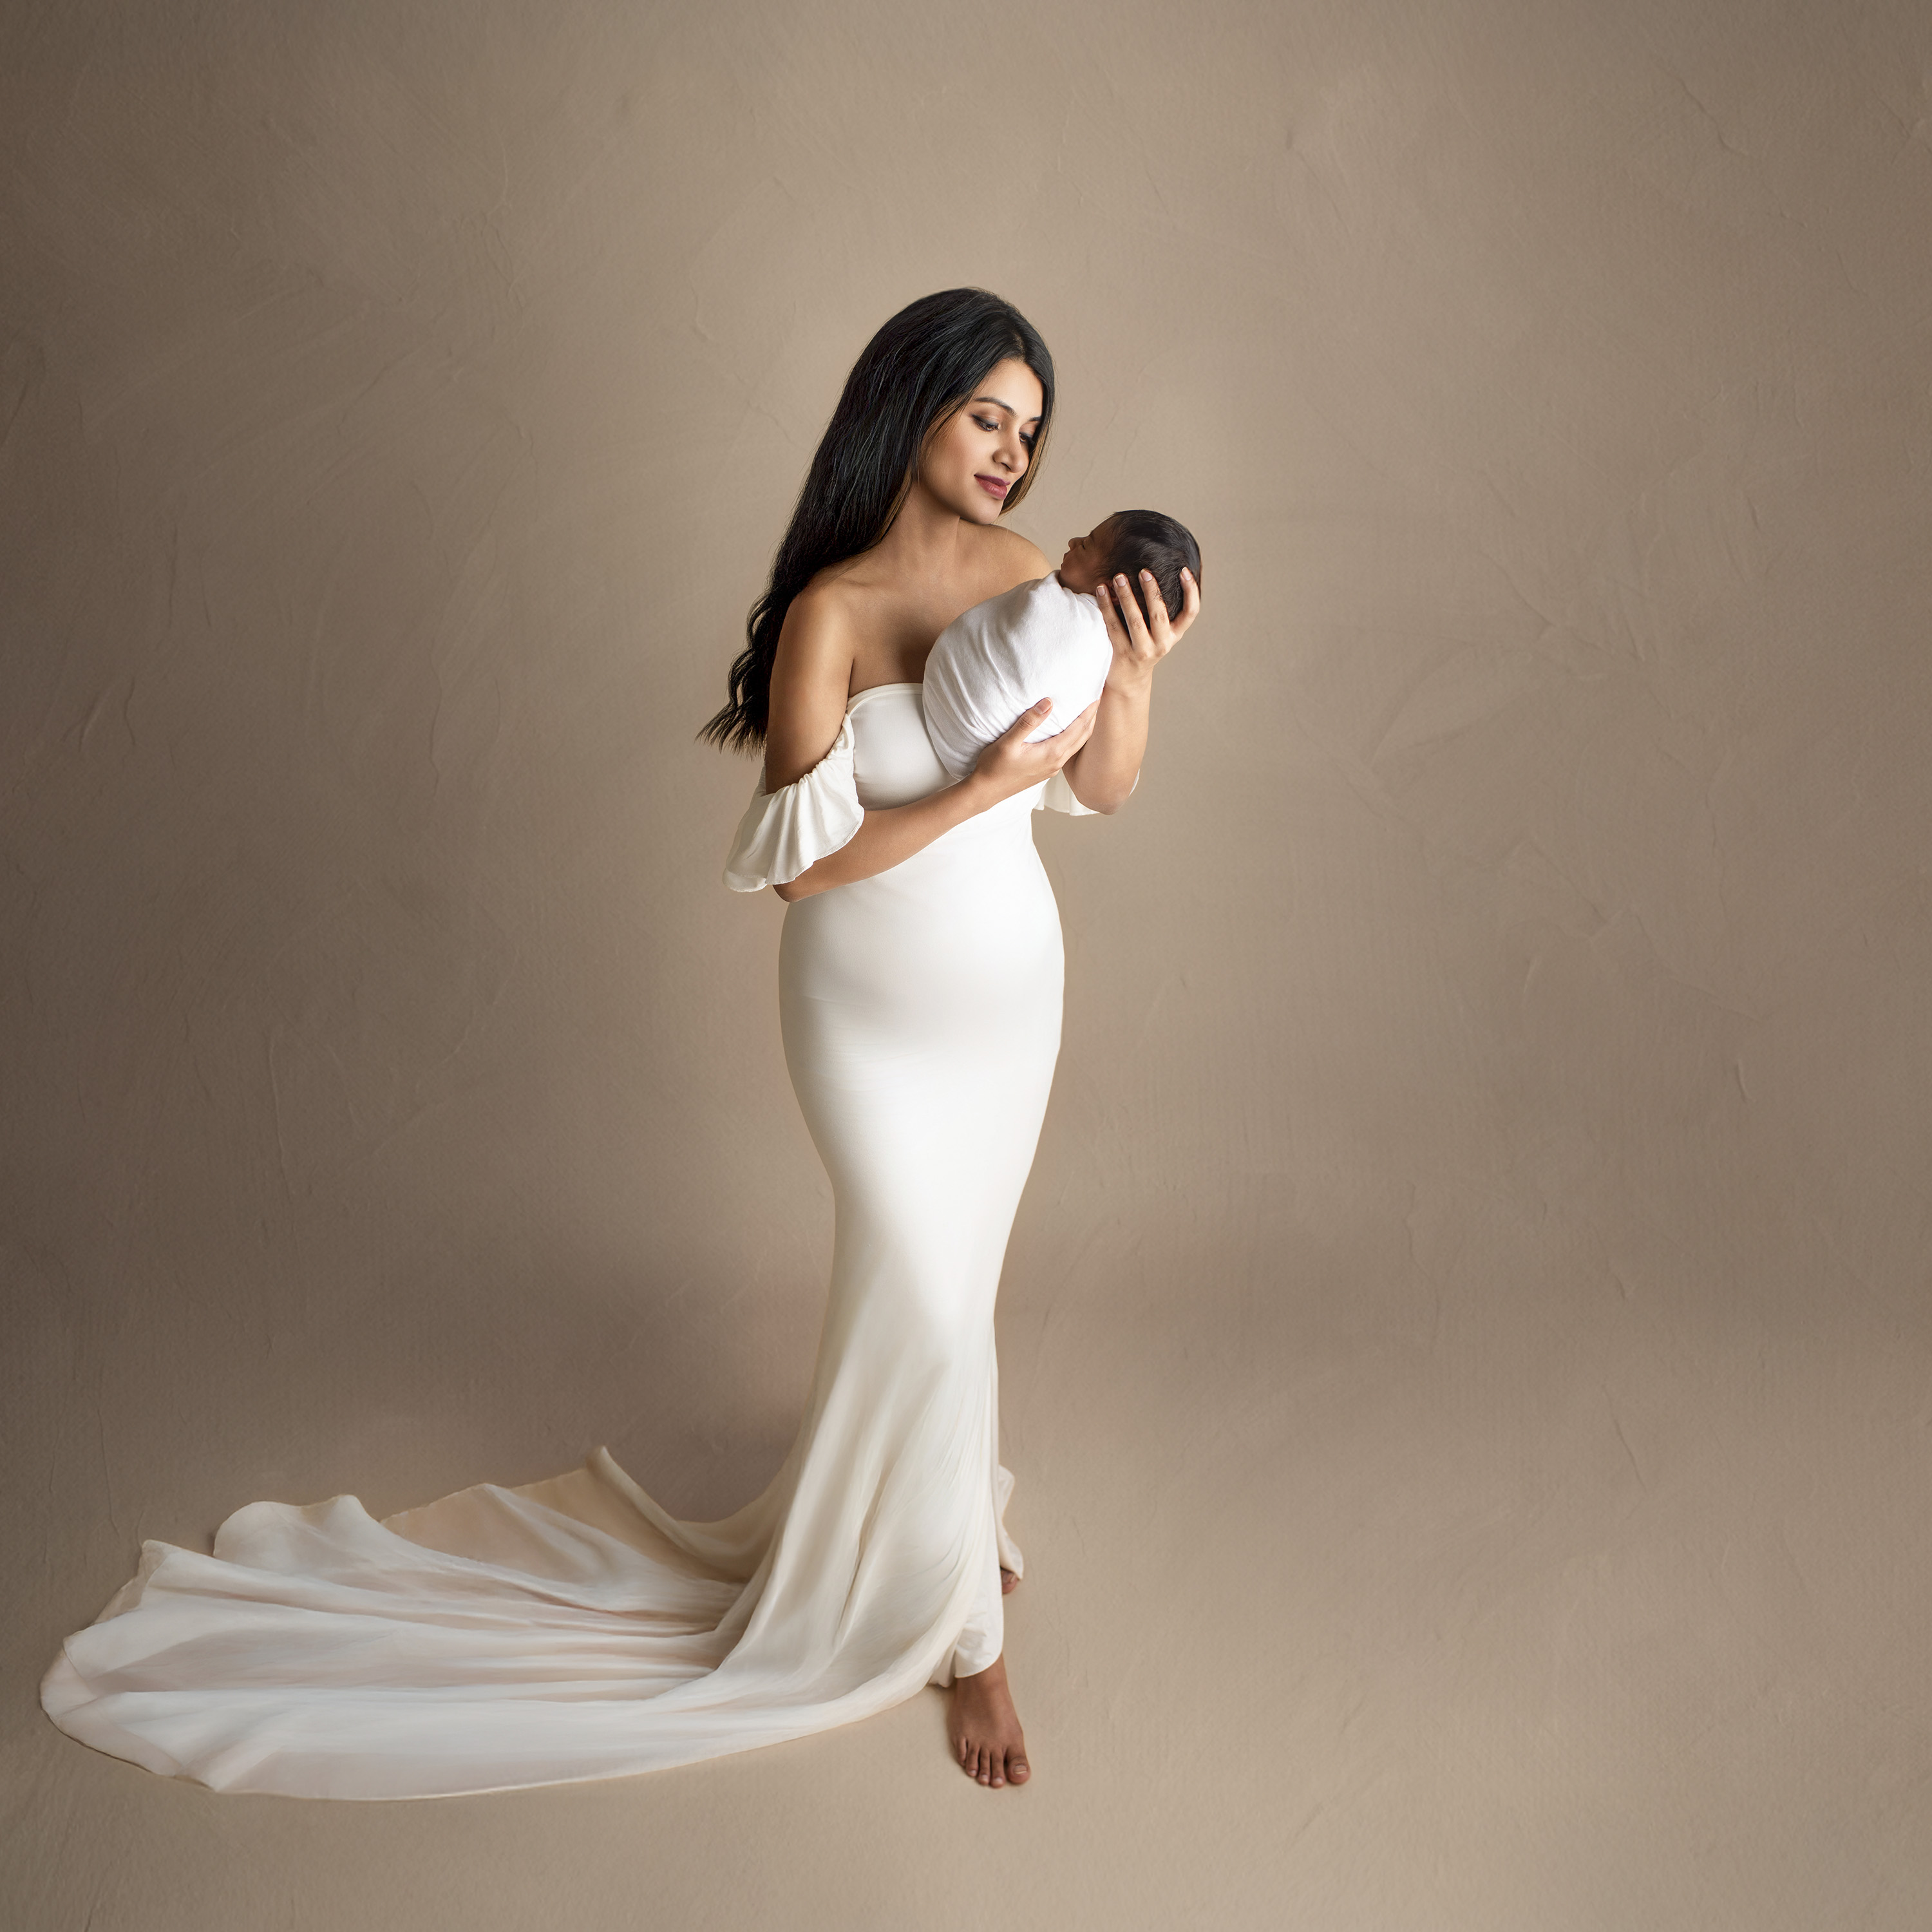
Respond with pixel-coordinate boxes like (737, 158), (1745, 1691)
(971, 522), (1052, 592)
(773, 578), (857, 694)
(764, 582), (858, 787)
(790, 558), (884, 637)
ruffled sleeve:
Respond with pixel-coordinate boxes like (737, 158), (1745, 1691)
(1035, 766), (1139, 817)
(723, 716), (864, 892)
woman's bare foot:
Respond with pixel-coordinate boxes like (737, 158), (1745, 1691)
(949, 1654), (1030, 1788)
(1000, 1566), (1019, 1595)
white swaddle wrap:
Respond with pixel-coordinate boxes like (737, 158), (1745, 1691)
(920, 574), (1113, 782)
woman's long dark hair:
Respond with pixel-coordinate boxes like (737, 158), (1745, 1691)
(701, 289), (1056, 752)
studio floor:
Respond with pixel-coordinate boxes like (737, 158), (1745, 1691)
(10, 1153), (1932, 1931)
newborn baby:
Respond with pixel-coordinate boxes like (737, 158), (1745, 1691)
(920, 510), (1202, 782)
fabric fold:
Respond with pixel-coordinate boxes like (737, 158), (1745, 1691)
(723, 716), (864, 891)
(1034, 765), (1142, 816)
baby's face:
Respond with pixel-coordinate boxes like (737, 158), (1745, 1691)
(1056, 516), (1119, 596)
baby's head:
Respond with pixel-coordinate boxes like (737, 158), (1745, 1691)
(1057, 511), (1201, 625)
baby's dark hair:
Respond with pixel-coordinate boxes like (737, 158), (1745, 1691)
(1102, 511), (1202, 625)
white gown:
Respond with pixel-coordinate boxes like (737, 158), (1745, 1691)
(41, 681), (1090, 1799)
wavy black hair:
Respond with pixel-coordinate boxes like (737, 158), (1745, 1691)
(701, 289), (1055, 752)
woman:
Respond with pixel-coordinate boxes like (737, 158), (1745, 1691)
(40, 289), (1197, 1799)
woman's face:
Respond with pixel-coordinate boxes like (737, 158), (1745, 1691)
(918, 357), (1045, 523)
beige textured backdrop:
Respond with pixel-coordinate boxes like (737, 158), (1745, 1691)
(6, 1), (1931, 1926)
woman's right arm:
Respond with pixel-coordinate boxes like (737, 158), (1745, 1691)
(766, 592), (1097, 903)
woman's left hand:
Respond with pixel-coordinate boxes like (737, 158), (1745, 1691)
(1065, 565), (1199, 812)
(1095, 565), (1200, 684)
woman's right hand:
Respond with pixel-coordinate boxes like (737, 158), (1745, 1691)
(967, 699), (1102, 805)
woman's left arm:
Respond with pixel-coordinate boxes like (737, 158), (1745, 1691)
(1062, 565), (1201, 812)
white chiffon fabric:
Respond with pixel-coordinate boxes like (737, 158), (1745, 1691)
(721, 711), (864, 891)
(43, 681), (1090, 1799)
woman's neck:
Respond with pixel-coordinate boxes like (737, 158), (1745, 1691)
(869, 480), (977, 584)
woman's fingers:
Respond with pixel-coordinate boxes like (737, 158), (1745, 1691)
(1168, 565), (1201, 643)
(1098, 569), (1200, 658)
(974, 697), (1097, 793)
(1111, 573), (1156, 658)
(1036, 704), (1095, 768)
(974, 699), (1061, 792)
(1046, 710), (1097, 768)
(1137, 574), (1173, 654)
(1019, 697), (1097, 766)
(992, 696), (1055, 746)
(1139, 572), (1179, 654)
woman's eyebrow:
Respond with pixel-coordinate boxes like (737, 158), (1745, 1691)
(971, 393), (1043, 424)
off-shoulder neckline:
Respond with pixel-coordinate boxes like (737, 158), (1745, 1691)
(846, 681), (922, 711)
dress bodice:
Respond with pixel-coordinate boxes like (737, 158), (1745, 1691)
(844, 683), (951, 809)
